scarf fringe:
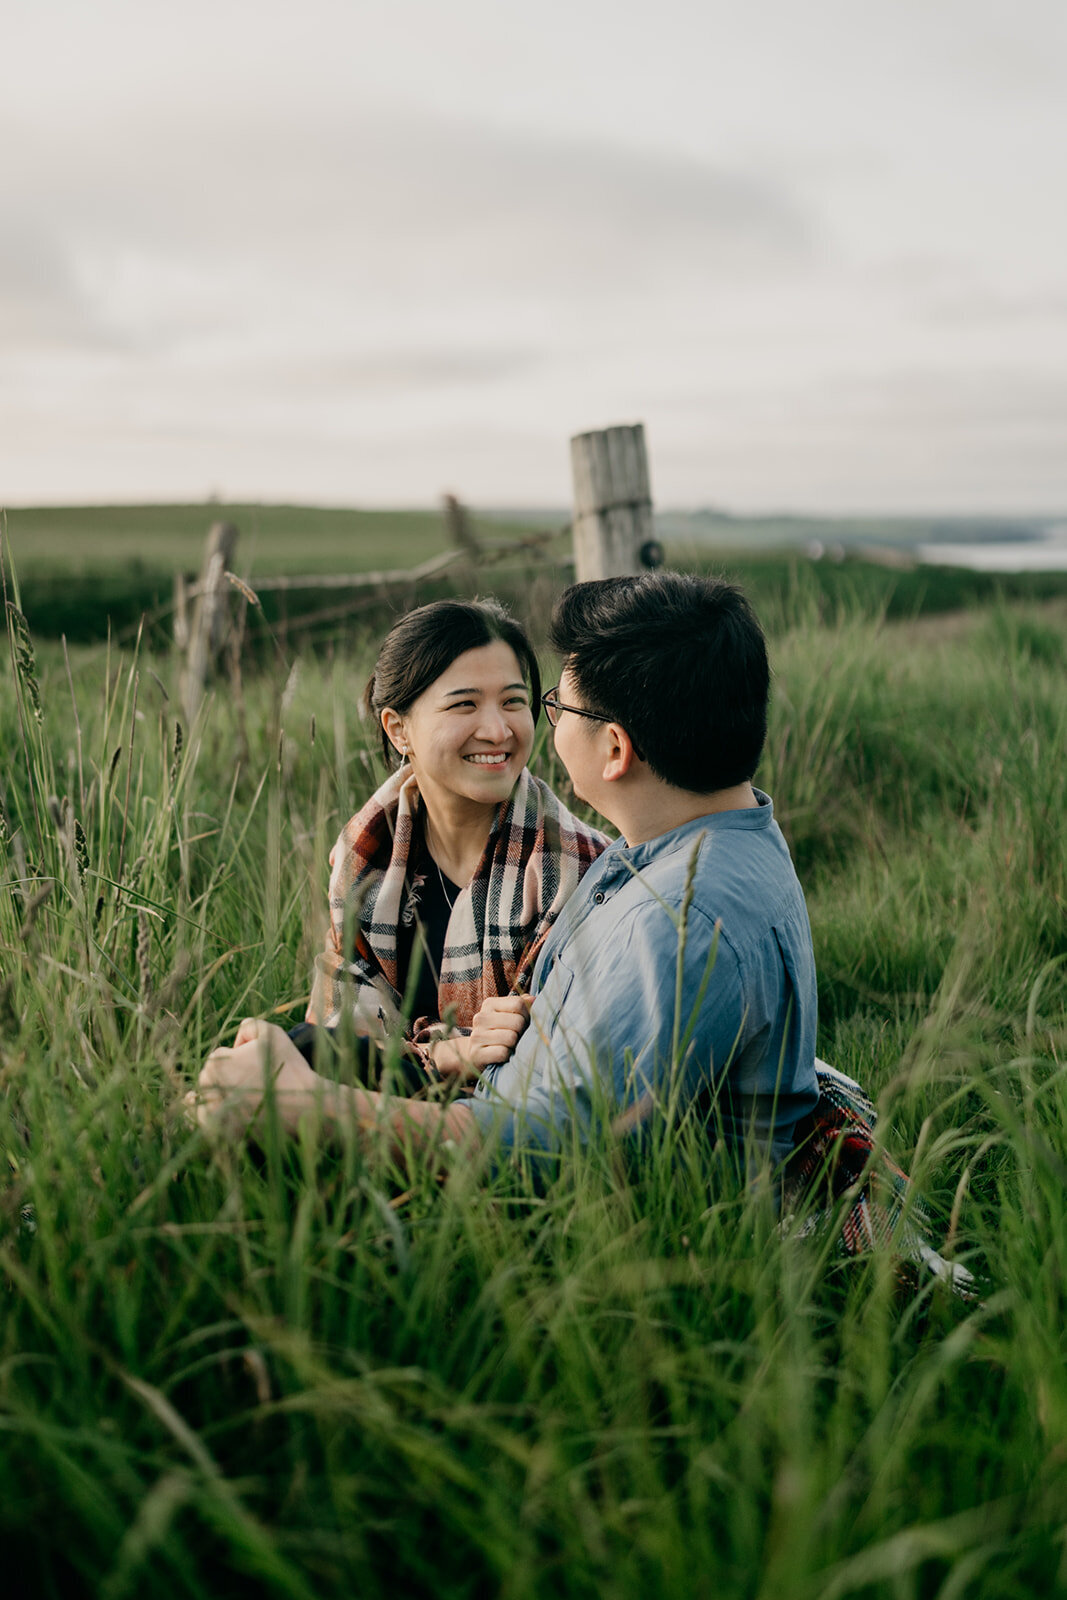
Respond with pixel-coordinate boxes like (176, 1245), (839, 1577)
(784, 1060), (977, 1298)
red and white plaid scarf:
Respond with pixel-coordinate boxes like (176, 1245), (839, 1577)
(784, 1061), (976, 1297)
(307, 765), (606, 1035)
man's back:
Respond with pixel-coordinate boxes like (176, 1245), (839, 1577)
(468, 792), (819, 1168)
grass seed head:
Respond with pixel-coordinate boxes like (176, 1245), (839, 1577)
(170, 719), (184, 785)
(226, 571), (261, 608)
(157, 948), (192, 1016)
(0, 976), (17, 1033)
(18, 880), (53, 938)
(136, 907), (153, 1002)
(6, 603), (43, 725)
(0, 784), (12, 848)
(73, 818), (88, 878)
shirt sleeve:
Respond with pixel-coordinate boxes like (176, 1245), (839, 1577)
(465, 899), (747, 1168)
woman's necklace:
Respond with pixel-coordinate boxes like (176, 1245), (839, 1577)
(435, 857), (458, 912)
(422, 808), (475, 914)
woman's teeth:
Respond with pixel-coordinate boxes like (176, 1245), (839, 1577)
(465, 753), (508, 765)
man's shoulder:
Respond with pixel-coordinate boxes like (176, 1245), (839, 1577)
(693, 825), (810, 970)
(630, 802), (792, 890)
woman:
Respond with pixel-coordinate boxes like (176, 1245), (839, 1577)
(288, 597), (606, 1086)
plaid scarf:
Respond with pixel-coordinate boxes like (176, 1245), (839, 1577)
(307, 765), (606, 1036)
(784, 1060), (975, 1296)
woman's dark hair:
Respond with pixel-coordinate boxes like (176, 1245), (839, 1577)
(364, 598), (542, 768)
(549, 572), (769, 792)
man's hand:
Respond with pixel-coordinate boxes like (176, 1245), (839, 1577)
(186, 1019), (481, 1171)
(470, 993), (534, 1062)
(186, 1019), (325, 1137)
(432, 993), (533, 1078)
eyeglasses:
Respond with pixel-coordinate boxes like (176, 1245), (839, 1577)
(541, 685), (615, 728)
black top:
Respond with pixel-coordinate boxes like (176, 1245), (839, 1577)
(397, 839), (464, 1024)
(288, 816), (464, 1087)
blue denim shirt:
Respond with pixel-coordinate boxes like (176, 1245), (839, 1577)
(466, 791), (819, 1169)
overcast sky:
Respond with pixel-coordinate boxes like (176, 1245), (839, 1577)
(3, 0), (1066, 513)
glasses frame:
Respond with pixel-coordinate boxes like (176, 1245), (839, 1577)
(541, 684), (615, 728)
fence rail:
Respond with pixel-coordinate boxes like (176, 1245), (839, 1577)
(176, 422), (658, 721)
(178, 530), (566, 603)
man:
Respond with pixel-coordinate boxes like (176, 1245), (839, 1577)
(192, 573), (820, 1174)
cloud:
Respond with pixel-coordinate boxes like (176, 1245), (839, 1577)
(3, 10), (1064, 515)
(346, 114), (817, 287)
(653, 364), (1067, 512)
(2, 106), (817, 366)
(0, 214), (103, 350)
(271, 347), (540, 393)
(919, 286), (1067, 330)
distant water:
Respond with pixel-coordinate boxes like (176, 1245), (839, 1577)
(919, 526), (1067, 572)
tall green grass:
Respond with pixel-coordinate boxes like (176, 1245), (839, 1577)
(2, 568), (1066, 1597)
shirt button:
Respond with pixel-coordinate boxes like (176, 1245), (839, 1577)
(593, 891), (605, 904)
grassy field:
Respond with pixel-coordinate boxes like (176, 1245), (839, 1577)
(6, 502), (1067, 647)
(2, 552), (1066, 1596)
(1, 503), (545, 577)
(8, 503), (1052, 573)
(1, 503), (566, 645)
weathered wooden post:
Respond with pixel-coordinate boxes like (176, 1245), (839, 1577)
(180, 520), (238, 724)
(442, 492), (481, 591)
(570, 423), (657, 583)
(442, 493), (481, 560)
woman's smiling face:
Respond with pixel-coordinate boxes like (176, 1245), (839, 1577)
(382, 640), (535, 814)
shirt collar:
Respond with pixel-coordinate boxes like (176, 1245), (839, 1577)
(604, 788), (774, 871)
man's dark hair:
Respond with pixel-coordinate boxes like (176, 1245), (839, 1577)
(364, 598), (541, 769)
(548, 572), (769, 792)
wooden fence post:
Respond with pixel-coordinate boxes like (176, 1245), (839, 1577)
(570, 423), (656, 583)
(179, 520), (239, 724)
(442, 493), (481, 590)
(442, 493), (481, 560)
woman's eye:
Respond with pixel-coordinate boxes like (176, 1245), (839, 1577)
(505, 697), (530, 709)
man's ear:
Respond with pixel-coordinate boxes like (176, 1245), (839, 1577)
(602, 723), (638, 783)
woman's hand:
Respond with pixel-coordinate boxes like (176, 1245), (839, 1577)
(432, 993), (533, 1079)
(186, 1019), (325, 1137)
